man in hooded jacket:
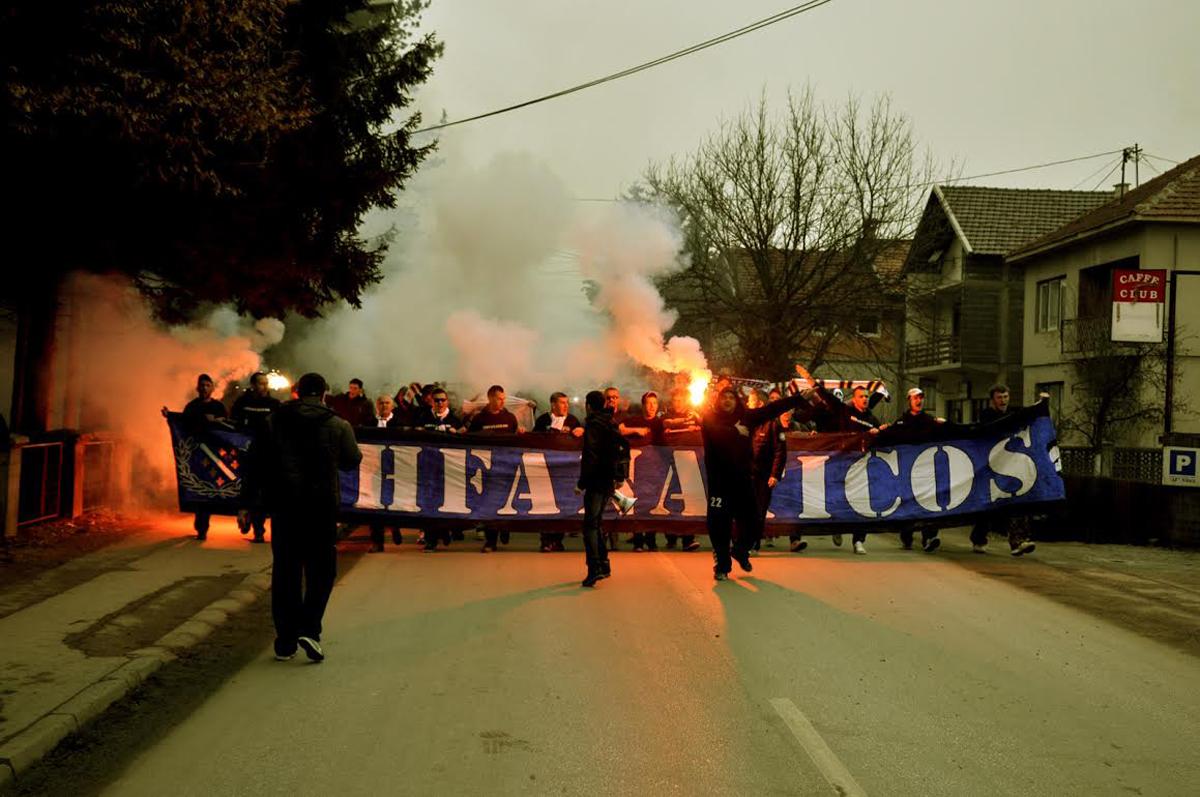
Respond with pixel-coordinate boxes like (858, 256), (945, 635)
(702, 382), (809, 580)
(263, 372), (362, 662)
(577, 390), (631, 587)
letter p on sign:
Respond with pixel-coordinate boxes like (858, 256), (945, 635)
(1164, 447), (1200, 486)
(1170, 451), (1196, 477)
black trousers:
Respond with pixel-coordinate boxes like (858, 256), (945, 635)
(369, 522), (402, 547)
(707, 480), (760, 571)
(970, 515), (1031, 549)
(899, 523), (938, 546)
(271, 509), (338, 643)
(581, 489), (611, 573)
(193, 511), (211, 534)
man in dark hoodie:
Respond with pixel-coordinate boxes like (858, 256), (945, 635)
(577, 390), (631, 588)
(232, 372), (281, 543)
(750, 388), (790, 554)
(702, 381), (809, 581)
(264, 372), (362, 663)
(891, 387), (947, 553)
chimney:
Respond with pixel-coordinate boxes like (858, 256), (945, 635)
(1113, 182), (1130, 199)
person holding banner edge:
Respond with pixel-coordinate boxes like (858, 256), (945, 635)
(577, 390), (632, 588)
(702, 378), (810, 581)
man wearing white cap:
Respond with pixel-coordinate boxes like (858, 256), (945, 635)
(891, 387), (945, 552)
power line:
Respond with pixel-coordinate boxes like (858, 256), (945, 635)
(937, 149), (1125, 187)
(415, 0), (838, 134)
(1090, 160), (1123, 192)
(1143, 152), (1180, 166)
(1070, 155), (1122, 191)
(569, 148), (1127, 202)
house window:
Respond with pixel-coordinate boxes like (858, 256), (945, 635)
(1036, 277), (1064, 332)
(1036, 381), (1064, 424)
(856, 315), (881, 337)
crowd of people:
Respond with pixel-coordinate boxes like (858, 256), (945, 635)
(174, 367), (1041, 582)
(169, 367), (1046, 657)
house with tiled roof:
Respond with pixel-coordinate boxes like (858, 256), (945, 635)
(1010, 153), (1200, 447)
(901, 185), (1112, 422)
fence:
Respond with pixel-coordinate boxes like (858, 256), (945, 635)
(17, 441), (64, 526)
(81, 439), (116, 512)
(1059, 445), (1162, 484)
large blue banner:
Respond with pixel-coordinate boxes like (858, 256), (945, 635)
(169, 404), (1064, 532)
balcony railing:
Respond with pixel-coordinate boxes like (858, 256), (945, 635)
(906, 338), (961, 369)
(1059, 317), (1112, 354)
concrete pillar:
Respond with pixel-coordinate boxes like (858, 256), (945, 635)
(1, 446), (20, 538)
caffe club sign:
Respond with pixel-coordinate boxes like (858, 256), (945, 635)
(1112, 268), (1166, 342)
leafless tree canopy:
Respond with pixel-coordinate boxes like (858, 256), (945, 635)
(1060, 322), (1179, 450)
(643, 88), (934, 378)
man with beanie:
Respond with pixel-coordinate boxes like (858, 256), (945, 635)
(701, 381), (809, 581)
(264, 372), (362, 662)
(577, 390), (631, 588)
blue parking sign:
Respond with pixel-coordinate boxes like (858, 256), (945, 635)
(1164, 447), (1200, 486)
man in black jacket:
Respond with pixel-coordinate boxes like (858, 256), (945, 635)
(415, 387), (463, 433)
(751, 388), (790, 554)
(892, 387), (946, 553)
(702, 383), (808, 581)
(181, 373), (228, 541)
(970, 384), (1038, 557)
(264, 372), (362, 662)
(232, 372), (281, 543)
(534, 392), (582, 552)
(577, 391), (631, 587)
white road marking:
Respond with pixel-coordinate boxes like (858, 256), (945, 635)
(770, 696), (867, 797)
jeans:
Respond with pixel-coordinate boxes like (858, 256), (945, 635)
(581, 489), (611, 573)
(271, 508), (338, 642)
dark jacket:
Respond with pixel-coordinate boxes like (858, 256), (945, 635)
(702, 393), (808, 495)
(467, 408), (519, 433)
(751, 417), (789, 480)
(182, 396), (228, 432)
(415, 406), (463, 433)
(620, 410), (663, 444)
(979, 405), (1014, 424)
(231, 392), (281, 438)
(891, 410), (941, 434)
(328, 393), (376, 428)
(265, 397), (362, 512)
(812, 387), (883, 433)
(533, 412), (581, 433)
(578, 409), (630, 491)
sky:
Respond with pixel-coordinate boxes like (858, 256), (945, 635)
(411, 0), (1199, 197)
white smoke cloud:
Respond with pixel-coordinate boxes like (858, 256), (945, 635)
(67, 273), (274, 505)
(275, 148), (708, 406)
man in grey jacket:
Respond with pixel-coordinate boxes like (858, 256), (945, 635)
(264, 372), (362, 662)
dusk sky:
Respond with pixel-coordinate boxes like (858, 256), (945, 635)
(414, 0), (1199, 196)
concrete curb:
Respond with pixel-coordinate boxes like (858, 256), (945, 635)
(0, 567), (271, 791)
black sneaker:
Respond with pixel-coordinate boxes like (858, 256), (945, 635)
(684, 540), (702, 552)
(922, 536), (941, 553)
(714, 569), (728, 581)
(732, 550), (753, 573)
(274, 638), (297, 661)
(600, 561), (611, 578)
(789, 539), (808, 553)
(581, 572), (600, 588)
(252, 534), (266, 544)
(297, 636), (325, 662)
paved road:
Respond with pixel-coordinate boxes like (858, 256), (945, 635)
(104, 535), (1200, 796)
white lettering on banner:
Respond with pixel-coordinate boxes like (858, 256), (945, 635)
(650, 450), (707, 517)
(353, 444), (419, 511)
(611, 449), (643, 510)
(988, 427), (1038, 501)
(911, 446), (974, 512)
(354, 443), (388, 509)
(795, 456), (832, 519)
(498, 452), (560, 515)
(391, 445), (420, 511)
(436, 448), (471, 514)
(845, 450), (901, 518)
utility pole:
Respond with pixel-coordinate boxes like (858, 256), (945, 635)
(1120, 144), (1143, 192)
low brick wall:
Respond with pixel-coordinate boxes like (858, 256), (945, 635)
(1047, 476), (1200, 547)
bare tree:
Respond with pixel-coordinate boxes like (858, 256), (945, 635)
(1059, 320), (1182, 450)
(642, 88), (934, 378)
